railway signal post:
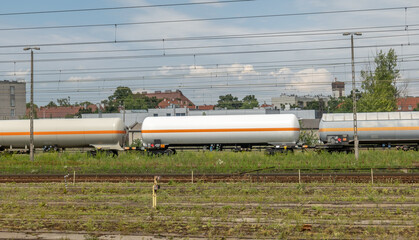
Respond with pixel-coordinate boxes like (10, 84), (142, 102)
(343, 32), (362, 161)
(23, 47), (40, 162)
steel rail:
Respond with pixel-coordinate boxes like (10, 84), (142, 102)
(0, 172), (418, 183)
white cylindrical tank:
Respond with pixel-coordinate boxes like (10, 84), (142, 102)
(141, 114), (300, 146)
(0, 118), (125, 150)
(319, 112), (419, 144)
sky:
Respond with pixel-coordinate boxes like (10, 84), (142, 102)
(1, 0), (419, 106)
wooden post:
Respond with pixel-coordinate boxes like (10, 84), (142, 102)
(152, 176), (159, 208)
(299, 169), (301, 184)
(371, 168), (374, 184)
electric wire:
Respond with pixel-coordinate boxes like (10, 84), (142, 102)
(0, 0), (255, 16)
(1, 5), (419, 31)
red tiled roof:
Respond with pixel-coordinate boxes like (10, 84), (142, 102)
(140, 90), (195, 109)
(27, 104), (99, 118)
(196, 105), (215, 110)
(397, 97), (419, 111)
(260, 103), (273, 108)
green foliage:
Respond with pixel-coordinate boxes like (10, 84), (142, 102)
(0, 181), (417, 238)
(303, 98), (325, 111)
(57, 97), (71, 107)
(75, 101), (93, 107)
(216, 94), (259, 109)
(74, 107), (94, 118)
(46, 101), (57, 108)
(24, 103), (39, 119)
(298, 130), (318, 146)
(216, 94), (243, 109)
(241, 95), (259, 109)
(103, 86), (162, 113)
(0, 150), (417, 175)
(327, 49), (399, 113)
(357, 49), (400, 112)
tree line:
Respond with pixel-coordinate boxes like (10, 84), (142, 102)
(31, 48), (406, 116)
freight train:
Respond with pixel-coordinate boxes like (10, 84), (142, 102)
(319, 111), (419, 151)
(1, 112), (418, 155)
(141, 112), (419, 153)
(0, 118), (125, 154)
(141, 114), (300, 154)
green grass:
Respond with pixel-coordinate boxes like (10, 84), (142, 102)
(0, 181), (418, 239)
(0, 150), (418, 174)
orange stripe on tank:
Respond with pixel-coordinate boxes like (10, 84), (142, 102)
(319, 126), (419, 132)
(142, 128), (300, 133)
(0, 130), (125, 136)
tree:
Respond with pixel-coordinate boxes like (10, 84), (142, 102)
(108, 86), (132, 103)
(357, 49), (400, 112)
(303, 98), (325, 112)
(25, 103), (39, 119)
(216, 94), (242, 109)
(103, 86), (133, 113)
(241, 95), (259, 109)
(75, 101), (93, 107)
(103, 87), (162, 113)
(57, 97), (71, 107)
(46, 101), (57, 108)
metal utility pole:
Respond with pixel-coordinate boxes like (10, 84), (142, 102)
(24, 47), (40, 161)
(343, 32), (362, 161)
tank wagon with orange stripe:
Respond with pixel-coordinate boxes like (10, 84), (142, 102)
(141, 114), (300, 153)
(0, 118), (126, 153)
(319, 112), (419, 150)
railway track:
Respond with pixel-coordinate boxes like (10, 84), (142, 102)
(1, 172), (418, 183)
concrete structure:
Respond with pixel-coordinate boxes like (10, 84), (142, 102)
(332, 80), (345, 98)
(0, 80), (26, 120)
(271, 94), (330, 110)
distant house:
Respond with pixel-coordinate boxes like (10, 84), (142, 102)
(28, 104), (100, 118)
(397, 97), (419, 111)
(260, 103), (274, 109)
(139, 89), (196, 109)
(196, 105), (215, 110)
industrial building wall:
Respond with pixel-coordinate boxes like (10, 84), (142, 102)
(0, 81), (26, 120)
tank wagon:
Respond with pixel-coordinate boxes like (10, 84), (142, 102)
(141, 114), (300, 153)
(0, 118), (125, 153)
(319, 112), (419, 150)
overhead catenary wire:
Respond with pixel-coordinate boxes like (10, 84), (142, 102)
(0, 0), (255, 16)
(2, 42), (417, 64)
(1, 5), (419, 32)
(1, 24), (418, 49)
(0, 28), (418, 56)
(1, 4), (418, 106)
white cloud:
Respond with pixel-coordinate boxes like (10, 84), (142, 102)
(6, 68), (30, 79)
(67, 76), (98, 82)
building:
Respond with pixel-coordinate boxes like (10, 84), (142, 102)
(271, 94), (330, 110)
(138, 89), (196, 109)
(397, 97), (419, 111)
(332, 79), (345, 98)
(196, 104), (215, 110)
(27, 104), (100, 118)
(0, 80), (26, 120)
